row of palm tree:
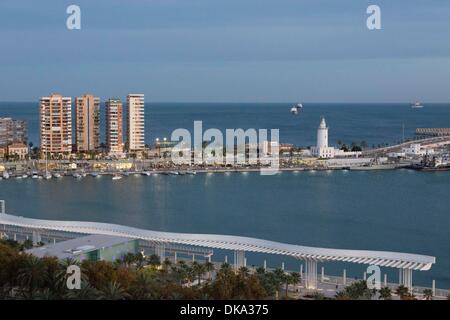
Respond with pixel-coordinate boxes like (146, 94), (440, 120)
(1, 240), (442, 300)
(1, 236), (311, 300)
(335, 281), (435, 300)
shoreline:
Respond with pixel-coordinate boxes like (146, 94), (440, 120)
(2, 164), (448, 180)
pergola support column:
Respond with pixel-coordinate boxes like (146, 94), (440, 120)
(401, 268), (413, 290)
(32, 230), (41, 245)
(234, 250), (245, 270)
(305, 259), (318, 289)
(154, 243), (166, 261)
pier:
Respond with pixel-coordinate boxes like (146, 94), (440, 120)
(416, 128), (450, 137)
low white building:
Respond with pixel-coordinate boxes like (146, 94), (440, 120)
(402, 144), (434, 156)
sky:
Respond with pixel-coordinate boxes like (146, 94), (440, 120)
(1, 0), (450, 102)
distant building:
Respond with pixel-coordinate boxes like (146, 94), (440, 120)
(0, 147), (6, 159)
(105, 98), (124, 154)
(26, 234), (138, 262)
(402, 143), (434, 156)
(7, 143), (28, 160)
(261, 140), (280, 155)
(127, 94), (145, 152)
(39, 94), (72, 157)
(0, 117), (27, 147)
(75, 95), (100, 152)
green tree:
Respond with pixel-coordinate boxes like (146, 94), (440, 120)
(339, 280), (373, 300)
(204, 261), (215, 280)
(65, 282), (99, 300)
(395, 285), (409, 299)
(191, 261), (206, 285)
(17, 255), (47, 298)
(147, 254), (161, 267)
(129, 272), (156, 300)
(98, 281), (129, 300)
(379, 287), (392, 300)
(422, 289), (433, 300)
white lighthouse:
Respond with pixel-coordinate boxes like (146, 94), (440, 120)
(317, 117), (328, 149)
(312, 117), (335, 158)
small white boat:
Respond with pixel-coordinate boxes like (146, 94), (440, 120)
(44, 172), (52, 180)
(31, 174), (39, 179)
(73, 173), (82, 179)
(90, 172), (99, 178)
(22, 174), (28, 179)
(290, 103), (303, 115)
(2, 172), (10, 179)
(141, 171), (151, 176)
(411, 101), (424, 109)
(112, 174), (123, 180)
(186, 170), (197, 175)
(53, 173), (62, 178)
(169, 171), (179, 175)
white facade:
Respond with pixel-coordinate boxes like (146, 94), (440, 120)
(127, 94), (145, 151)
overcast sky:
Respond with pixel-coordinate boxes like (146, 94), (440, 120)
(1, 0), (450, 102)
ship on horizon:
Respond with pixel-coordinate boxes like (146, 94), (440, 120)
(411, 101), (424, 109)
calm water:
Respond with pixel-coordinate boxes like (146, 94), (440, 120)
(1, 170), (449, 288)
(2, 102), (450, 147)
(0, 102), (449, 288)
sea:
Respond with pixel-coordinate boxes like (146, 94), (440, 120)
(0, 102), (449, 289)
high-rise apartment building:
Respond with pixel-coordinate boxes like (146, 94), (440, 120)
(127, 94), (145, 151)
(75, 95), (100, 152)
(0, 118), (27, 147)
(39, 94), (72, 157)
(105, 98), (124, 154)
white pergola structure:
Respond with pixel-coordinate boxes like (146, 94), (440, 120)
(0, 212), (435, 290)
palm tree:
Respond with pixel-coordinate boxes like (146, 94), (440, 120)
(282, 272), (299, 298)
(238, 266), (250, 277)
(17, 256), (47, 298)
(35, 288), (58, 300)
(395, 285), (409, 299)
(379, 287), (392, 300)
(122, 253), (136, 267)
(129, 272), (155, 300)
(255, 267), (266, 275)
(98, 281), (129, 300)
(147, 254), (161, 267)
(335, 291), (350, 300)
(271, 268), (285, 297)
(204, 261), (215, 280)
(65, 282), (99, 300)
(162, 258), (172, 272)
(290, 272), (301, 290)
(422, 289), (433, 300)
(191, 261), (206, 285)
